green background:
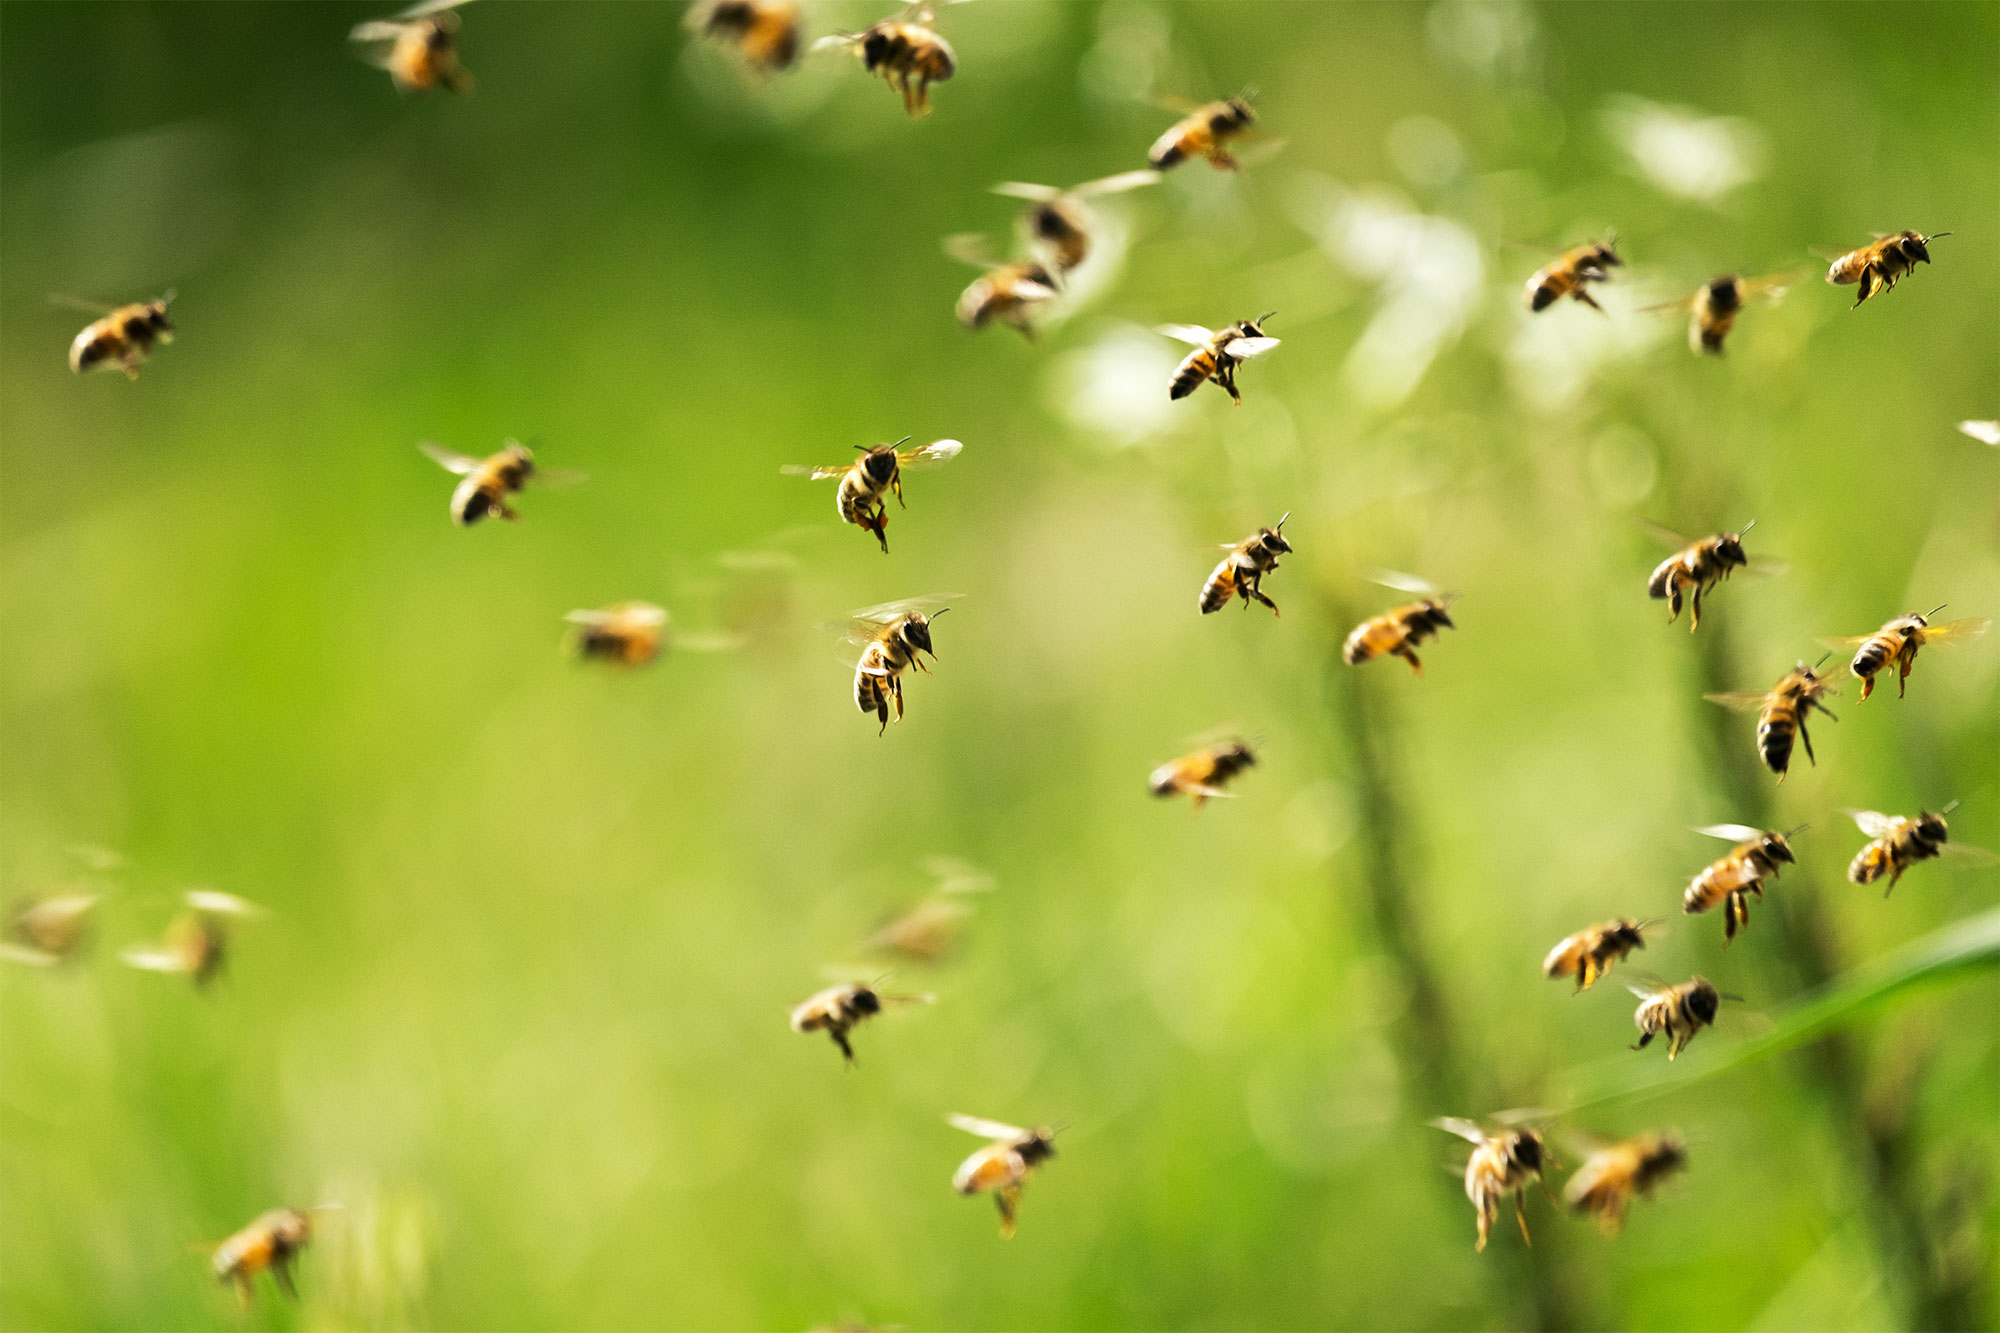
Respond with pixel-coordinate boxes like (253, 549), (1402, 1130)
(2, 2), (1996, 1328)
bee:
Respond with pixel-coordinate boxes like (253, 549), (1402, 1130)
(948, 1113), (1057, 1238)
(689, 0), (802, 75)
(813, 3), (956, 117)
(1821, 230), (1950, 307)
(1158, 315), (1280, 405)
(789, 979), (932, 1063)
(1563, 1131), (1687, 1234)
(1431, 1117), (1555, 1252)
(1628, 974), (1726, 1061)
(1645, 523), (1766, 632)
(1959, 420), (2000, 447)
(1845, 804), (1996, 896)
(782, 438), (962, 553)
(1644, 270), (1804, 355)
(349, 0), (475, 96)
(1704, 658), (1839, 781)
(1524, 237), (1621, 313)
(991, 171), (1160, 273)
(1541, 917), (1657, 993)
(1147, 93), (1258, 171)
(420, 440), (575, 526)
(1342, 574), (1457, 675)
(67, 294), (174, 379)
(1684, 824), (1800, 943)
(865, 857), (995, 962)
(2, 892), (100, 966)
(1200, 514), (1292, 616)
(1148, 738), (1257, 810)
(952, 249), (1061, 341)
(209, 1206), (335, 1307)
(1820, 605), (1989, 702)
(565, 601), (668, 667)
(121, 890), (259, 988)
(839, 597), (955, 734)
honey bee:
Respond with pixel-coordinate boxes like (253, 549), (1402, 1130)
(67, 294), (174, 378)
(1, 892), (100, 966)
(790, 979), (932, 1063)
(813, 3), (956, 117)
(1541, 917), (1658, 993)
(1845, 804), (1996, 896)
(689, 0), (802, 74)
(1147, 93), (1258, 171)
(1821, 231), (1950, 307)
(990, 171), (1160, 273)
(840, 597), (955, 734)
(1820, 605), (1989, 702)
(1628, 974), (1727, 1061)
(1158, 315), (1280, 404)
(948, 1113), (1057, 1238)
(1704, 658), (1839, 781)
(420, 440), (576, 526)
(1342, 574), (1457, 675)
(1644, 270), (1804, 355)
(209, 1205), (337, 1307)
(1645, 523), (1765, 632)
(349, 0), (475, 95)
(1684, 824), (1800, 943)
(1149, 738), (1256, 809)
(782, 438), (962, 553)
(1431, 1117), (1555, 1252)
(565, 601), (668, 666)
(865, 857), (995, 962)
(1200, 514), (1292, 616)
(1524, 237), (1621, 313)
(951, 248), (1061, 341)
(121, 890), (259, 988)
(1563, 1131), (1687, 1234)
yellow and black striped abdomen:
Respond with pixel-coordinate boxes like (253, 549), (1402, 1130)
(1754, 697), (1799, 775)
(1199, 553), (1244, 613)
(1170, 346), (1218, 400)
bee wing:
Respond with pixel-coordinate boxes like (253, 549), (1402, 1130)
(897, 439), (963, 470)
(535, 467), (589, 490)
(1808, 245), (1852, 262)
(348, 18), (406, 44)
(1703, 690), (1773, 714)
(1742, 557), (1789, 578)
(1844, 809), (1903, 838)
(810, 31), (860, 52)
(847, 593), (962, 623)
(1958, 420), (2000, 446)
(1640, 520), (1693, 550)
(992, 181), (1061, 202)
(418, 442), (481, 476)
(120, 945), (189, 973)
(1226, 336), (1280, 359)
(48, 293), (116, 316)
(1428, 1117), (1488, 1145)
(1639, 292), (1698, 315)
(1230, 136), (1289, 169)
(948, 1113), (1026, 1141)
(1069, 169), (1162, 198)
(1925, 617), (1992, 646)
(943, 233), (1001, 268)
(0, 943), (61, 967)
(881, 991), (937, 1008)
(1148, 93), (1208, 114)
(67, 843), (127, 872)
(1938, 841), (2000, 868)
(922, 855), (996, 893)
(394, 0), (471, 18)
(1817, 632), (1878, 651)
(1492, 1105), (1556, 1127)
(676, 631), (744, 654)
(780, 463), (850, 480)
(1693, 824), (1765, 843)
(1740, 267), (1810, 301)
(564, 607), (616, 628)
(185, 889), (259, 916)
(1157, 323), (1215, 346)
(1367, 569), (1442, 597)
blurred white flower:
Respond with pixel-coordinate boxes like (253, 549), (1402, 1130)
(1603, 96), (1766, 204)
(1044, 322), (1183, 448)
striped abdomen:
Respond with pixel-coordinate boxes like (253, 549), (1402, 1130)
(1754, 698), (1798, 774)
(1849, 630), (1903, 684)
(836, 467), (888, 524)
(1170, 345), (1219, 399)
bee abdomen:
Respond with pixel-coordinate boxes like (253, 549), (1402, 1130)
(1170, 350), (1213, 400)
(1850, 635), (1893, 678)
(1754, 707), (1795, 773)
(1198, 562), (1238, 614)
(1847, 843), (1886, 884)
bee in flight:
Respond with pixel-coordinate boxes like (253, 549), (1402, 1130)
(1645, 522), (1771, 632)
(208, 1205), (338, 1307)
(689, 0), (802, 75)
(1821, 230), (1949, 307)
(349, 0), (475, 95)
(2, 892), (100, 967)
(1705, 657), (1838, 781)
(1431, 1116), (1555, 1252)
(1563, 1131), (1687, 1234)
(948, 1113), (1058, 1238)
(420, 440), (578, 526)
(1200, 514), (1292, 616)
(782, 437), (962, 553)
(565, 601), (668, 667)
(1149, 738), (1257, 810)
(1524, 237), (1621, 312)
(947, 234), (1061, 341)
(1628, 974), (1727, 1061)
(790, 979), (932, 1064)
(865, 857), (996, 962)
(1820, 605), (1988, 702)
(1159, 315), (1279, 404)
(1845, 804), (1996, 895)
(839, 597), (955, 734)
(1644, 270), (1804, 355)
(121, 890), (261, 989)
(990, 171), (1159, 274)
(1147, 93), (1258, 171)
(1684, 824), (1800, 944)
(813, 2), (956, 117)
(1542, 918), (1658, 993)
(66, 293), (174, 379)
(1342, 573), (1457, 675)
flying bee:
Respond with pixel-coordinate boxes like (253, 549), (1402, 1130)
(1643, 270), (1805, 355)
(948, 1113), (1058, 1238)
(66, 293), (174, 379)
(865, 856), (995, 962)
(1525, 237), (1621, 312)
(122, 890), (260, 988)
(838, 596), (956, 734)
(1705, 658), (1839, 781)
(565, 601), (668, 666)
(420, 440), (579, 526)
(1541, 917), (1658, 993)
(1149, 738), (1256, 810)
(689, 0), (802, 74)
(208, 1205), (339, 1307)
(782, 437), (962, 553)
(1342, 573), (1457, 675)
(1684, 824), (1801, 943)
(1645, 522), (1776, 631)
(790, 978), (932, 1064)
(1147, 93), (1258, 171)
(1159, 315), (1280, 404)
(1200, 514), (1292, 616)
(1628, 974), (1728, 1061)
(813, 3), (956, 117)
(946, 233), (1061, 341)
(1845, 804), (1996, 896)
(991, 171), (1159, 273)
(349, 0), (475, 95)
(1563, 1131), (1687, 1234)
(1820, 605), (1989, 702)
(1820, 230), (1949, 307)
(1431, 1117), (1555, 1252)
(1, 892), (100, 967)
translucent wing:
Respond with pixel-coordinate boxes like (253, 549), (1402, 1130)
(1011, 274), (1059, 301)
(1694, 824), (1765, 843)
(1703, 690), (1773, 713)
(1640, 520), (1693, 550)
(120, 946), (190, 974)
(1938, 842), (2000, 868)
(676, 631), (744, 654)
(922, 855), (996, 893)
(1740, 267), (1809, 301)
(537, 467), (589, 490)
(1225, 336), (1280, 359)
(1958, 420), (2000, 446)
(1845, 809), (1902, 838)
(1368, 569), (1442, 597)
(1429, 1117), (1488, 1145)
(847, 593), (962, 623)
(1925, 617), (1991, 646)
(1817, 633), (1878, 651)
(780, 463), (850, 480)
(943, 233), (1000, 268)
(395, 0), (471, 18)
(1231, 137), (1290, 170)
(1639, 291), (1699, 315)
(897, 439), (962, 470)
(349, 18), (406, 43)
(1069, 169), (1161, 198)
(1808, 245), (1852, 262)
(992, 181), (1061, 203)
(1743, 557), (1789, 578)
(1157, 323), (1214, 346)
(948, 1113), (1025, 1141)
(419, 442), (481, 476)
(810, 32), (860, 52)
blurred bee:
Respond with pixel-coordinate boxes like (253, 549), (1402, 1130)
(565, 601), (668, 667)
(790, 979), (932, 1063)
(1541, 917), (1657, 993)
(209, 1205), (337, 1307)
(1846, 804), (1996, 895)
(122, 890), (259, 988)
(1563, 1131), (1687, 1234)
(67, 294), (174, 379)
(420, 440), (577, 526)
(1820, 605), (1989, 702)
(1646, 522), (1767, 632)
(991, 171), (1159, 273)
(1959, 420), (2000, 447)
(1431, 1117), (1554, 1252)
(1684, 824), (1800, 943)
(1704, 658), (1839, 781)
(349, 0), (474, 95)
(1644, 271), (1804, 355)
(782, 437), (962, 553)
(689, 0), (802, 75)
(865, 857), (995, 962)
(1200, 514), (1292, 616)
(948, 1113), (1057, 1238)
(1, 892), (100, 967)
(1342, 574), (1457, 675)
(1149, 738), (1257, 809)
(1628, 974), (1726, 1061)
(1821, 230), (1949, 307)
(1524, 237), (1621, 312)
(1147, 93), (1258, 171)
(813, 3), (956, 117)
(1159, 315), (1280, 404)
(946, 234), (1061, 341)
(839, 597), (955, 734)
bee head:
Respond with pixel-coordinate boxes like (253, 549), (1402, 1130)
(271, 1210), (313, 1251)
(1260, 512), (1293, 555)
(1022, 1127), (1058, 1163)
(1594, 233), (1623, 267)
(1239, 311), (1276, 338)
(1221, 740), (1257, 767)
(423, 13), (459, 48)
(860, 446), (899, 483)
(849, 986), (883, 1016)
(1915, 808), (1952, 843)
(145, 298), (175, 334)
(902, 609), (945, 657)
(1761, 830), (1796, 864)
(1686, 978), (1721, 1025)
(1424, 598), (1457, 630)
(1903, 231), (1949, 265)
(1506, 1130), (1546, 1173)
(705, 0), (754, 33)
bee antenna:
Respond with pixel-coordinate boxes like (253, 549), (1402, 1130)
(1784, 823), (1810, 837)
(160, 287), (178, 305)
(1926, 231), (1953, 241)
(1940, 799), (1962, 815)
(1925, 602), (1948, 618)
(1737, 519), (1756, 536)
(1239, 85), (1259, 103)
(1256, 310), (1277, 325)
(1275, 511), (1290, 532)
(1811, 650), (1832, 669)
(928, 607), (951, 619)
(891, 435), (913, 447)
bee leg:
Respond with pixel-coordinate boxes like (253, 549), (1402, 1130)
(1853, 269), (1877, 307)
(1858, 673), (1875, 702)
(233, 1274), (253, 1309)
(875, 693), (890, 735)
(1797, 716), (1817, 768)
(272, 1257), (298, 1302)
(1398, 648), (1424, 675)
(1573, 287), (1605, 314)
(832, 1029), (855, 1065)
(1514, 1191), (1533, 1247)
(1688, 585), (1702, 632)
(1896, 660), (1910, 698)
(1209, 149), (1239, 171)
(892, 677), (905, 721)
(1631, 1030), (1653, 1052)
(996, 1186), (1019, 1238)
